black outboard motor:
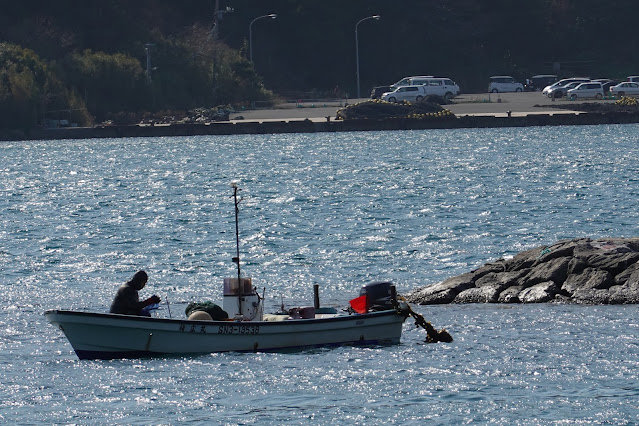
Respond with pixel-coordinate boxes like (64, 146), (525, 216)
(360, 281), (395, 311)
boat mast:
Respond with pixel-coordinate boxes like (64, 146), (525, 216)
(231, 181), (242, 315)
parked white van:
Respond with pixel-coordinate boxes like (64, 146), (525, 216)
(390, 75), (434, 90)
(488, 76), (524, 93)
(419, 77), (461, 99)
(390, 76), (460, 99)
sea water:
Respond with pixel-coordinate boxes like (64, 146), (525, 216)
(1, 124), (639, 424)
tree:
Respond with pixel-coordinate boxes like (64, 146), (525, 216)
(62, 49), (148, 120)
(0, 42), (90, 130)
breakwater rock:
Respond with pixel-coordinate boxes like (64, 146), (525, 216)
(407, 238), (639, 305)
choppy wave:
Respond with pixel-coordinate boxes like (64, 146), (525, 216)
(1, 125), (639, 423)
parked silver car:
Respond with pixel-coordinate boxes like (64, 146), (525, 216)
(567, 82), (604, 100)
(609, 82), (639, 97)
(542, 78), (590, 97)
(546, 81), (582, 99)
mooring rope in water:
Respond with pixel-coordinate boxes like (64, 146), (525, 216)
(397, 298), (453, 343)
(166, 294), (172, 318)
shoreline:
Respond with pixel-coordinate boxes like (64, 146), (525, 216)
(16, 111), (639, 141)
(6, 92), (639, 141)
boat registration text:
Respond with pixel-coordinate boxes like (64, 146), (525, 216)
(218, 324), (260, 335)
(178, 323), (260, 335)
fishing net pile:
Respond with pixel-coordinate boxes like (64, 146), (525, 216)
(336, 96), (454, 120)
(185, 301), (228, 320)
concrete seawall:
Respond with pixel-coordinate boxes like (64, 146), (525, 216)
(11, 110), (639, 141)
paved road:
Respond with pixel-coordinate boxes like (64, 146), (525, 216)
(229, 92), (614, 123)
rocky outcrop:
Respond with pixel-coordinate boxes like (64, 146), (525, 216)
(407, 237), (639, 305)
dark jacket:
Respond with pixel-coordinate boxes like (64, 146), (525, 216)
(109, 282), (147, 315)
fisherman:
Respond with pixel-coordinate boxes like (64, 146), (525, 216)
(109, 270), (161, 316)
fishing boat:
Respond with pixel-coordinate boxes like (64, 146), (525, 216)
(45, 183), (450, 360)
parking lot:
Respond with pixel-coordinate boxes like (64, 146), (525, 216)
(229, 92), (609, 122)
(445, 92), (609, 117)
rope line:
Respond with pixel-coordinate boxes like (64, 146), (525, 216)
(396, 299), (453, 343)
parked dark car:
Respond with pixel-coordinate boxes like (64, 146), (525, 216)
(525, 74), (558, 91)
(370, 85), (391, 99)
(593, 79), (620, 94)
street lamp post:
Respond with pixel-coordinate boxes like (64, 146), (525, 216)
(249, 13), (277, 62)
(355, 15), (380, 99)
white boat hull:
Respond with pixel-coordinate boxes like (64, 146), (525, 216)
(45, 309), (407, 360)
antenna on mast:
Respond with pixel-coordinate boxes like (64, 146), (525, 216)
(223, 182), (261, 321)
(231, 181), (242, 283)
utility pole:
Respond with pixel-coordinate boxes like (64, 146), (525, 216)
(213, 0), (220, 39)
(212, 0), (234, 40)
(144, 43), (155, 84)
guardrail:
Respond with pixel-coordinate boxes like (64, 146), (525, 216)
(251, 97), (350, 110)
